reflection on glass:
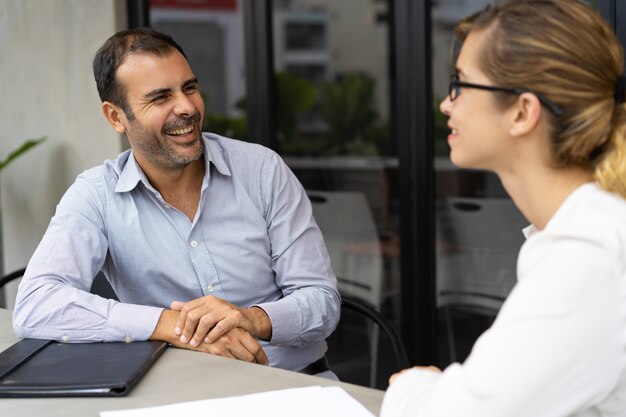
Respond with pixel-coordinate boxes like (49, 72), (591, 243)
(150, 0), (247, 140)
(273, 0), (399, 389)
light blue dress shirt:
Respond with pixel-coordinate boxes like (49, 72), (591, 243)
(13, 133), (340, 371)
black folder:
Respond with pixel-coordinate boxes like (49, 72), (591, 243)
(0, 338), (167, 397)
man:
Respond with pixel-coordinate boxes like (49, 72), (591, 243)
(13, 28), (340, 376)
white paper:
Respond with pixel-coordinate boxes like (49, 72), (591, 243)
(100, 386), (376, 417)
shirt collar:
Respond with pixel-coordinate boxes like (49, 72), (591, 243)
(202, 132), (231, 177)
(114, 133), (232, 194)
(114, 151), (146, 193)
(522, 182), (597, 239)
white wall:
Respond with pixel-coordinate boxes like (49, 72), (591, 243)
(0, 0), (126, 309)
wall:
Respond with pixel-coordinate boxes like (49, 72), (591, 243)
(0, 0), (126, 309)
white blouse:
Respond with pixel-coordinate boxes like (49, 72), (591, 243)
(381, 183), (626, 417)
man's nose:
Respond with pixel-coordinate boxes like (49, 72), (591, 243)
(173, 92), (195, 116)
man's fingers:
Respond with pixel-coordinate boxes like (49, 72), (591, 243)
(173, 296), (218, 339)
(170, 301), (185, 311)
(242, 337), (270, 365)
(225, 331), (267, 364)
(239, 331), (269, 365)
(180, 306), (217, 344)
(170, 296), (251, 346)
(204, 310), (243, 343)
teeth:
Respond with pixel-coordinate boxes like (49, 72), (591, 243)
(451, 129), (458, 134)
(167, 126), (193, 136)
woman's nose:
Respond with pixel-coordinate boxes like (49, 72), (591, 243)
(439, 95), (452, 116)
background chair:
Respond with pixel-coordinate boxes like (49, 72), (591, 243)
(436, 197), (527, 361)
(0, 268), (25, 290)
(307, 190), (393, 386)
(307, 190), (384, 305)
(327, 295), (409, 389)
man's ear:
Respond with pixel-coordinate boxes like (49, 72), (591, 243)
(102, 101), (127, 134)
(509, 92), (543, 138)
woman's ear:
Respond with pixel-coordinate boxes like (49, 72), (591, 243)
(101, 102), (127, 134)
(509, 92), (543, 137)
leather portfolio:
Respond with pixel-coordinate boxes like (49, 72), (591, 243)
(0, 338), (167, 397)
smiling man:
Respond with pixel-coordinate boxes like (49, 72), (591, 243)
(13, 28), (340, 377)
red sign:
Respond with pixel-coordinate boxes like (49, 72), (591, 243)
(150, 0), (237, 11)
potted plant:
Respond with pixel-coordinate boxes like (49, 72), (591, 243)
(0, 137), (46, 307)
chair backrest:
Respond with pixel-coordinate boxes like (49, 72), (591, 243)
(0, 268), (26, 289)
(341, 296), (409, 371)
(436, 197), (527, 310)
(327, 295), (409, 389)
(307, 190), (384, 308)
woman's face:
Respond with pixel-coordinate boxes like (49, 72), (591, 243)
(439, 30), (513, 172)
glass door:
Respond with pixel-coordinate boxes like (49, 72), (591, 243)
(271, 0), (400, 388)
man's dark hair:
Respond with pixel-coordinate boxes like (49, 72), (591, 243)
(93, 27), (187, 119)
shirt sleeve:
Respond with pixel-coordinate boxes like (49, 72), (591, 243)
(381, 228), (625, 417)
(253, 153), (341, 346)
(12, 175), (163, 342)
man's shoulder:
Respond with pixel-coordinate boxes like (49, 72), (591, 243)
(203, 132), (278, 162)
(77, 150), (132, 183)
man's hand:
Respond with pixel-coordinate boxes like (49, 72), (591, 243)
(170, 295), (272, 348)
(150, 309), (269, 365)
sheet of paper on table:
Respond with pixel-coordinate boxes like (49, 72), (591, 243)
(100, 386), (376, 417)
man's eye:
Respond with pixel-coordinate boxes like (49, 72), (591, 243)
(184, 85), (199, 93)
(153, 95), (168, 102)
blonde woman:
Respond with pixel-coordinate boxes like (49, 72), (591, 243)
(381, 0), (626, 416)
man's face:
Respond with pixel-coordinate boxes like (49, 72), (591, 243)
(115, 50), (205, 172)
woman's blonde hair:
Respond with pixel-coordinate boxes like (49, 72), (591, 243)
(456, 0), (626, 196)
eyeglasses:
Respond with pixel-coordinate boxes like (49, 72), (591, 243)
(448, 74), (564, 116)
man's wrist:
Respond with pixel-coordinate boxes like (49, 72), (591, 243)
(149, 309), (179, 344)
(245, 306), (272, 341)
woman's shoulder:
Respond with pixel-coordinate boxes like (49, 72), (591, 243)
(538, 182), (626, 257)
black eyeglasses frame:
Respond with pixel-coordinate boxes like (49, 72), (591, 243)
(448, 74), (564, 117)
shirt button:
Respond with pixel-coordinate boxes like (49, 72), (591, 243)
(190, 240), (198, 248)
(124, 336), (133, 343)
(207, 285), (214, 293)
(165, 205), (172, 209)
(61, 335), (70, 343)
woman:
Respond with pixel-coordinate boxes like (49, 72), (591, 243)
(381, 1), (626, 416)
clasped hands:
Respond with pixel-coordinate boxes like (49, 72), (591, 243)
(155, 295), (271, 365)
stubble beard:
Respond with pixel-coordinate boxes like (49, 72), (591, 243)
(130, 114), (204, 171)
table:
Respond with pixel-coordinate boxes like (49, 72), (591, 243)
(0, 309), (384, 416)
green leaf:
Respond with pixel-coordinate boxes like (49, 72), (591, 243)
(0, 137), (47, 171)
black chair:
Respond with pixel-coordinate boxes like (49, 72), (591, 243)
(0, 268), (26, 289)
(328, 295), (409, 389)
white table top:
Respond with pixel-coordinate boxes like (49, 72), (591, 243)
(0, 309), (384, 416)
